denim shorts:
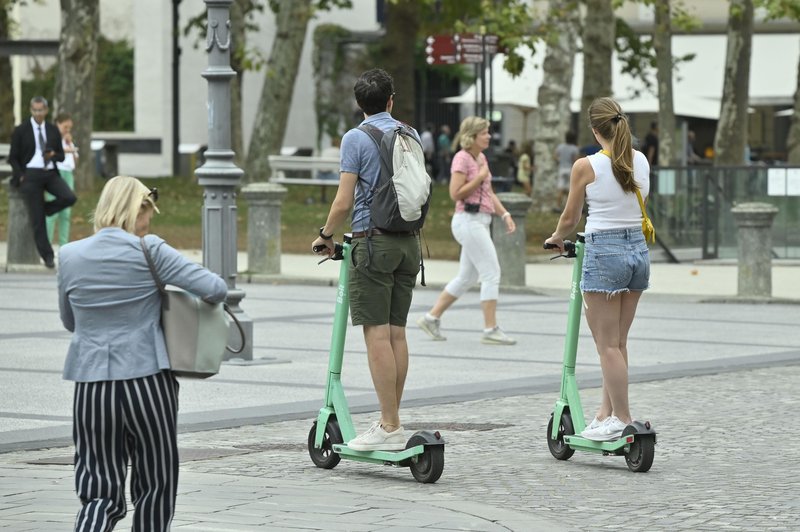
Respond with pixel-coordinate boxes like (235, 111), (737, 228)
(580, 228), (650, 295)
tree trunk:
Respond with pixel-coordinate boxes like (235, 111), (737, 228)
(245, 0), (312, 182)
(653, 0), (677, 167)
(382, 0), (419, 125)
(713, 0), (753, 166)
(578, 0), (613, 148)
(55, 0), (100, 191)
(312, 25), (360, 150)
(787, 51), (800, 164)
(230, 0), (246, 165)
(0, 0), (13, 142)
(532, 0), (581, 210)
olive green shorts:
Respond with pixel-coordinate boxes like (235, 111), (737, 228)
(349, 235), (420, 327)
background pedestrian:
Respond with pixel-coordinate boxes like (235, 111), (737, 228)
(417, 116), (517, 346)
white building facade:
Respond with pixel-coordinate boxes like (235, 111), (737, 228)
(9, 0), (800, 175)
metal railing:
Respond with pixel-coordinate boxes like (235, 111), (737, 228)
(649, 165), (800, 260)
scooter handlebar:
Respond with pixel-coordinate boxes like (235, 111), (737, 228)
(313, 243), (344, 261)
(543, 240), (577, 259)
(543, 241), (575, 252)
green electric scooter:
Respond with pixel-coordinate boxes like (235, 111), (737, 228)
(544, 234), (656, 473)
(307, 234), (445, 483)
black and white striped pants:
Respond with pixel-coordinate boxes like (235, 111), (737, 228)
(72, 370), (179, 532)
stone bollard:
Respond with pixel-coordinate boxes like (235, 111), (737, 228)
(731, 202), (779, 298)
(241, 182), (288, 274)
(491, 192), (532, 288)
(4, 179), (40, 270)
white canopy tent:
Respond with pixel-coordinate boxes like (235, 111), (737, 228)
(442, 33), (800, 126)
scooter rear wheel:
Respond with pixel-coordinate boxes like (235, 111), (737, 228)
(405, 435), (444, 484)
(308, 418), (343, 469)
(625, 435), (655, 473)
(547, 412), (575, 460)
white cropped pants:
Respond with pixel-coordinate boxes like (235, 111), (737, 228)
(444, 212), (501, 301)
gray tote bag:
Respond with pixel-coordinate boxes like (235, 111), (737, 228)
(141, 238), (245, 378)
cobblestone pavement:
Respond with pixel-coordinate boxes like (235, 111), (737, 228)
(1, 365), (798, 531)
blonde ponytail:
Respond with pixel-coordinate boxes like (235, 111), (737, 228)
(589, 97), (636, 192)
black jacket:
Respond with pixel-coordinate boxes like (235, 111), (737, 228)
(8, 120), (65, 186)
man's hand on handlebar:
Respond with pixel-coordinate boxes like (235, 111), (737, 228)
(311, 237), (334, 257)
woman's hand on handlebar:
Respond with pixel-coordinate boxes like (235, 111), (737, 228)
(543, 235), (565, 255)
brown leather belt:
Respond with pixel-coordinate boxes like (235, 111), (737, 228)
(351, 228), (415, 238)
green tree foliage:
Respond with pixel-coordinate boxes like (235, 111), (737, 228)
(92, 37), (134, 131)
(613, 2), (699, 99)
(20, 62), (56, 110)
(21, 36), (133, 131)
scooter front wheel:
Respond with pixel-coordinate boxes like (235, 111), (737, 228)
(405, 434), (444, 484)
(307, 418), (343, 469)
(547, 412), (575, 461)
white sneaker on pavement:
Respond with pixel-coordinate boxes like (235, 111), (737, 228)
(481, 326), (516, 345)
(347, 421), (405, 451)
(417, 315), (446, 341)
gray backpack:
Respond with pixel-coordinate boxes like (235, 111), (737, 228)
(358, 124), (432, 233)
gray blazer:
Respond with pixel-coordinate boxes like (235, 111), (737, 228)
(58, 228), (228, 382)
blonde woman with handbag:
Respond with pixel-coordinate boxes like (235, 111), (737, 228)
(545, 97), (651, 442)
(57, 176), (227, 531)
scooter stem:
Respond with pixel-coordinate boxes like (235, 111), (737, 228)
(562, 236), (585, 375)
(324, 236), (352, 406)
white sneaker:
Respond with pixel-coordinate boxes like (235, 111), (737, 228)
(580, 416), (607, 438)
(481, 326), (516, 345)
(347, 421), (405, 451)
(581, 415), (628, 441)
(417, 315), (446, 341)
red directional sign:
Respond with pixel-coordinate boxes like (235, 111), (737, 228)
(425, 35), (459, 65)
(426, 33), (501, 65)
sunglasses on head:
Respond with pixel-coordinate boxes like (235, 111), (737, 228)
(148, 187), (158, 203)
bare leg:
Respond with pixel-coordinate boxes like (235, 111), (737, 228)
(597, 294), (633, 417)
(429, 290), (457, 319)
(389, 325), (409, 411)
(583, 292), (639, 424)
(481, 299), (498, 329)
(363, 324), (402, 430)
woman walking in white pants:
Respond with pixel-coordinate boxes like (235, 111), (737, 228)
(417, 116), (517, 345)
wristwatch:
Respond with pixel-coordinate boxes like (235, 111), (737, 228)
(319, 227), (333, 240)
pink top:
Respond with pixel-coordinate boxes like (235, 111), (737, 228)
(451, 150), (496, 215)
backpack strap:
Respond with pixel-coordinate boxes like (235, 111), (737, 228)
(355, 124), (387, 264)
(355, 124), (384, 210)
(358, 123), (384, 150)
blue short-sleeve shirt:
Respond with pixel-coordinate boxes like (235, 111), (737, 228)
(340, 112), (421, 232)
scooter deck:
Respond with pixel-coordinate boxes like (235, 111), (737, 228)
(332, 443), (425, 464)
(563, 433), (635, 453)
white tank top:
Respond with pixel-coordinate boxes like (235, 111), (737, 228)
(584, 150), (650, 234)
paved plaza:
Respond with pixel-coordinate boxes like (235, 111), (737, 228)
(1, 251), (799, 530)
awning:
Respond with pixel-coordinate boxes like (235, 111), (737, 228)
(442, 33), (800, 120)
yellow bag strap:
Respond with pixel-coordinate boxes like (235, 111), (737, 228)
(634, 187), (649, 221)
